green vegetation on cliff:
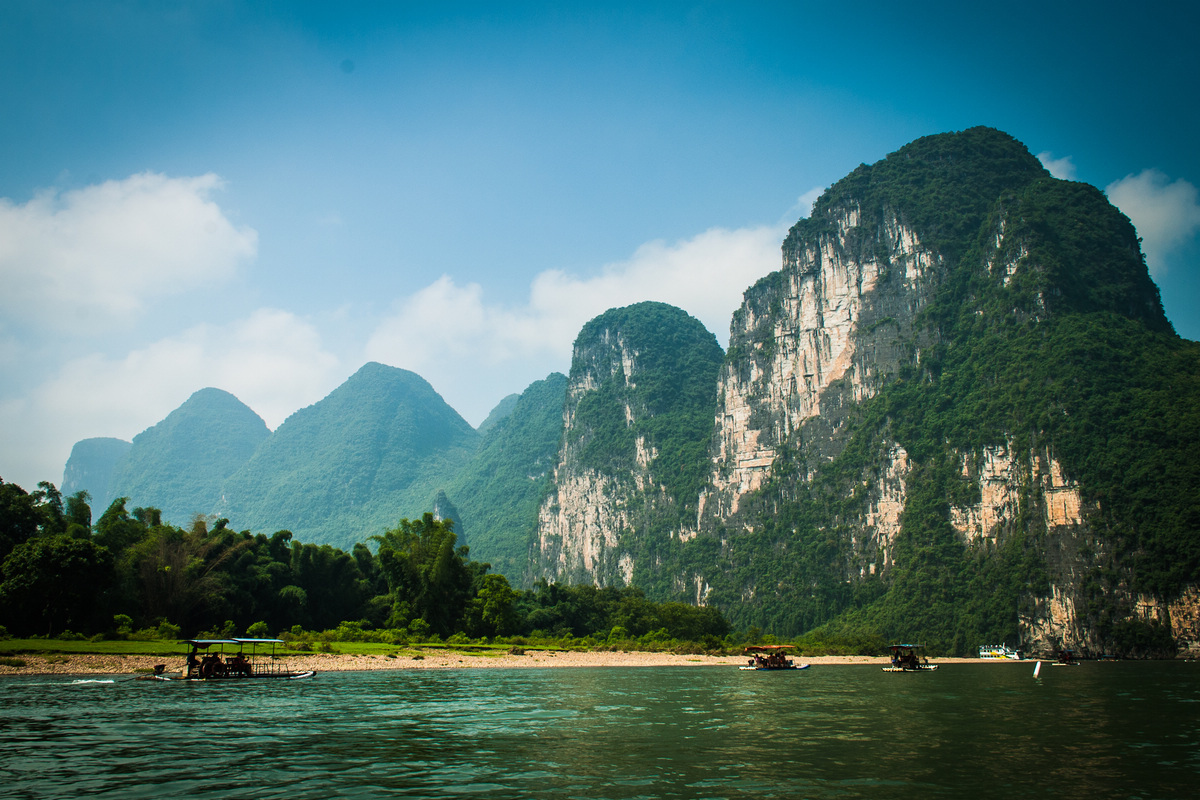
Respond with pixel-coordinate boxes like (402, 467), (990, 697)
(443, 374), (568, 580)
(569, 301), (724, 511)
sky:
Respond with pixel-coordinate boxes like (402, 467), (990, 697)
(2, 0), (1199, 492)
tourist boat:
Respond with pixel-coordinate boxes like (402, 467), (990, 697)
(978, 644), (1024, 660)
(739, 644), (810, 670)
(149, 638), (315, 681)
(1050, 649), (1081, 667)
(882, 644), (938, 672)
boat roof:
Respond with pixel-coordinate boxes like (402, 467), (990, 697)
(889, 643), (924, 649)
(744, 645), (797, 652)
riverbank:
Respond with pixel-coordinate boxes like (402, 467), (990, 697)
(0, 649), (992, 677)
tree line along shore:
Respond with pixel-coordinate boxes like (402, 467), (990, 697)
(1, 480), (751, 653)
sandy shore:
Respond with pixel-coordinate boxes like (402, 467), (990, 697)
(0, 649), (991, 677)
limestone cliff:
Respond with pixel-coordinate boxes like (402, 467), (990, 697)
(533, 302), (723, 587)
(689, 127), (1196, 657)
(701, 205), (937, 519)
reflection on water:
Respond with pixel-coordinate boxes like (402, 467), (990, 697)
(1, 662), (1196, 799)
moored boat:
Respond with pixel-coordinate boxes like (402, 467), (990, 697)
(1050, 649), (1080, 667)
(882, 643), (938, 672)
(978, 644), (1024, 660)
(739, 644), (809, 670)
(150, 638), (314, 681)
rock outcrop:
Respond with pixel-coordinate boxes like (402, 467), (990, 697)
(702, 208), (937, 520)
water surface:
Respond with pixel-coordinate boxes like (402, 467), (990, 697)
(1, 661), (1195, 798)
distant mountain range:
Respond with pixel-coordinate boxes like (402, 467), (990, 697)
(66, 364), (499, 554)
(62, 127), (1200, 657)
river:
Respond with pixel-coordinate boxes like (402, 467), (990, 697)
(1, 661), (1196, 798)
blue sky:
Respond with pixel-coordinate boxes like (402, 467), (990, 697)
(2, 1), (1198, 492)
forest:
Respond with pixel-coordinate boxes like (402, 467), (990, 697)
(0, 477), (731, 649)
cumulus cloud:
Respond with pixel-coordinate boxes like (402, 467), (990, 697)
(1106, 169), (1200, 276)
(1037, 151), (1077, 181)
(0, 309), (341, 489)
(365, 223), (787, 423)
(0, 172), (257, 334)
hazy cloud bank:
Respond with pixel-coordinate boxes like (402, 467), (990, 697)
(0, 173), (258, 335)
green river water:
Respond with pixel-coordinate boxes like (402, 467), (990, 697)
(1, 660), (1196, 798)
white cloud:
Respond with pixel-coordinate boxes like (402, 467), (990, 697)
(365, 223), (786, 424)
(1037, 151), (1077, 181)
(785, 187), (825, 223)
(1106, 169), (1200, 276)
(0, 172), (257, 334)
(0, 309), (342, 490)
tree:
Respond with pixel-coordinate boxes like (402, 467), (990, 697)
(0, 479), (42, 561)
(0, 535), (113, 635)
(64, 491), (92, 537)
(373, 513), (474, 636)
(95, 498), (150, 556)
(466, 573), (518, 638)
(126, 524), (243, 634)
(32, 481), (65, 534)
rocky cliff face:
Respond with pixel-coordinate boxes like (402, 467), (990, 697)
(701, 206), (938, 520)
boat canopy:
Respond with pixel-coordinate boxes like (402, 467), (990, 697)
(743, 645), (797, 652)
(889, 643), (924, 650)
(184, 638), (285, 649)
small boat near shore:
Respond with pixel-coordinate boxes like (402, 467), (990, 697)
(1050, 649), (1080, 667)
(978, 644), (1024, 660)
(882, 644), (938, 672)
(148, 638), (314, 681)
(739, 645), (809, 670)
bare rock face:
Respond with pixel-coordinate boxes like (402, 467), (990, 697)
(701, 206), (937, 521)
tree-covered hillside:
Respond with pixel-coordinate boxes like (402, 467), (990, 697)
(61, 437), (131, 508)
(217, 363), (480, 551)
(443, 373), (567, 581)
(0, 477), (730, 648)
(103, 388), (270, 528)
(534, 302), (725, 588)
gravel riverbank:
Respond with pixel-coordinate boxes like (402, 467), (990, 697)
(0, 650), (990, 677)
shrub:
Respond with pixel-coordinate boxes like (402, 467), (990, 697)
(113, 614), (133, 637)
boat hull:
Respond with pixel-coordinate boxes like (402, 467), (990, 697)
(739, 664), (810, 671)
(153, 670), (315, 682)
